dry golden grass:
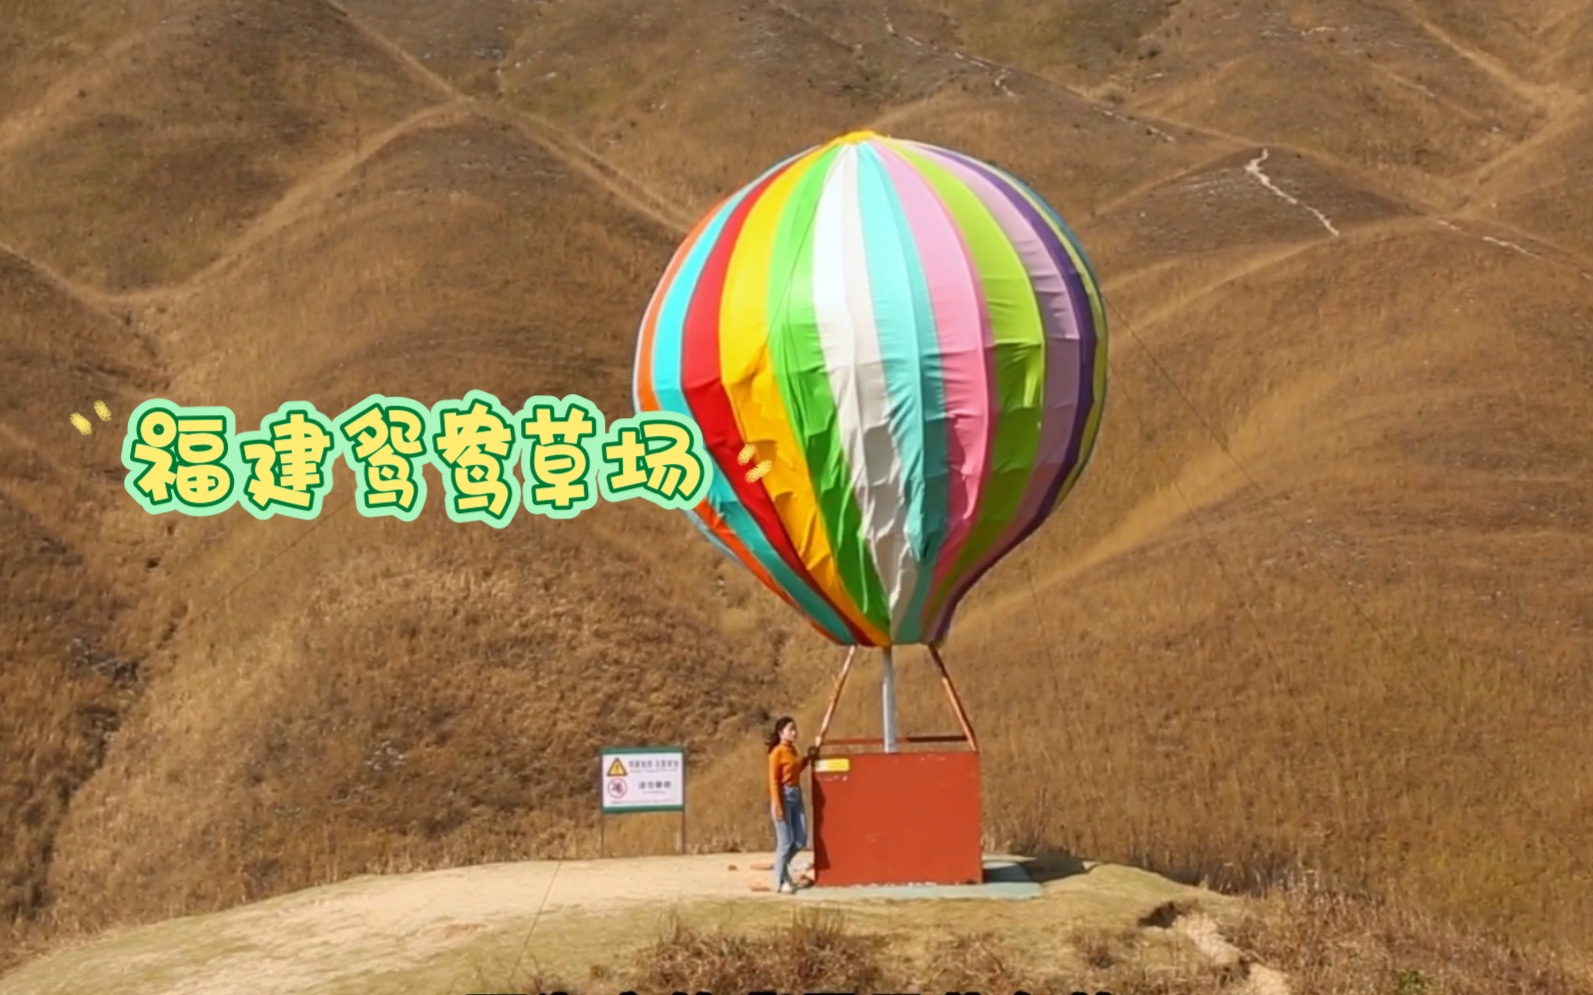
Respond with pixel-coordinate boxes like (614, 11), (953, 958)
(0, 0), (171, 122)
(21, 104), (803, 932)
(683, 222), (1593, 945)
(490, 0), (976, 214)
(2, 0), (1591, 982)
(0, 0), (440, 292)
(0, 245), (168, 928)
(503, 883), (1593, 995)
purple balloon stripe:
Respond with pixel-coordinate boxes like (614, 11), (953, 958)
(910, 144), (1103, 641)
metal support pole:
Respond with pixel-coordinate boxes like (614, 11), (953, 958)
(881, 647), (898, 753)
(927, 643), (979, 752)
(814, 646), (858, 751)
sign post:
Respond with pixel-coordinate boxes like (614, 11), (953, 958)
(598, 745), (686, 857)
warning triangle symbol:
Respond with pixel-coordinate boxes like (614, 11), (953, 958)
(606, 758), (626, 777)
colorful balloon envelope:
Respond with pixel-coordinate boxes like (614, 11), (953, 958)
(632, 131), (1108, 647)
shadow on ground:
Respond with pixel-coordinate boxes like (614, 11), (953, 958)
(1016, 851), (1095, 884)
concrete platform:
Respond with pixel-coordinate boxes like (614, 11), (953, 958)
(795, 857), (1041, 900)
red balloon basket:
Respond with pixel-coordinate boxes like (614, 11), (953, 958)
(807, 644), (984, 888)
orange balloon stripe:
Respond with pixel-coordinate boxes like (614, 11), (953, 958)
(633, 197), (821, 631)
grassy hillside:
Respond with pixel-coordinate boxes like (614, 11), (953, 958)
(23, 101), (802, 930)
(2, 0), (1590, 976)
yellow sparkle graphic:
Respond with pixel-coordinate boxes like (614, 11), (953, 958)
(71, 401), (113, 436)
(737, 442), (771, 483)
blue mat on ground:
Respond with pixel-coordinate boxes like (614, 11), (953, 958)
(794, 858), (1041, 900)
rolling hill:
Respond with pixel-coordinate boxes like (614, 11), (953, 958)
(2, 0), (1590, 977)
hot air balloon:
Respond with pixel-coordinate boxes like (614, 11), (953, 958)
(632, 130), (1106, 771)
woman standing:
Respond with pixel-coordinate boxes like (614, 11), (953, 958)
(766, 716), (816, 893)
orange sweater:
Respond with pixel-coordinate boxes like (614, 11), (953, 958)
(768, 743), (808, 817)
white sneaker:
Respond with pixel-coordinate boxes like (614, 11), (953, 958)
(778, 882), (794, 894)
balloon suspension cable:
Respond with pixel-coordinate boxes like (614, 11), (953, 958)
(813, 645), (857, 753)
(881, 647), (898, 754)
(927, 643), (979, 752)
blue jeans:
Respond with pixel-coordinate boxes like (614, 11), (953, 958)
(772, 785), (807, 889)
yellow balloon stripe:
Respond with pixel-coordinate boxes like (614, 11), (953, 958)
(717, 139), (888, 645)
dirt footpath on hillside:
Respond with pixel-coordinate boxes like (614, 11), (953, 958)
(0, 854), (1253, 995)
